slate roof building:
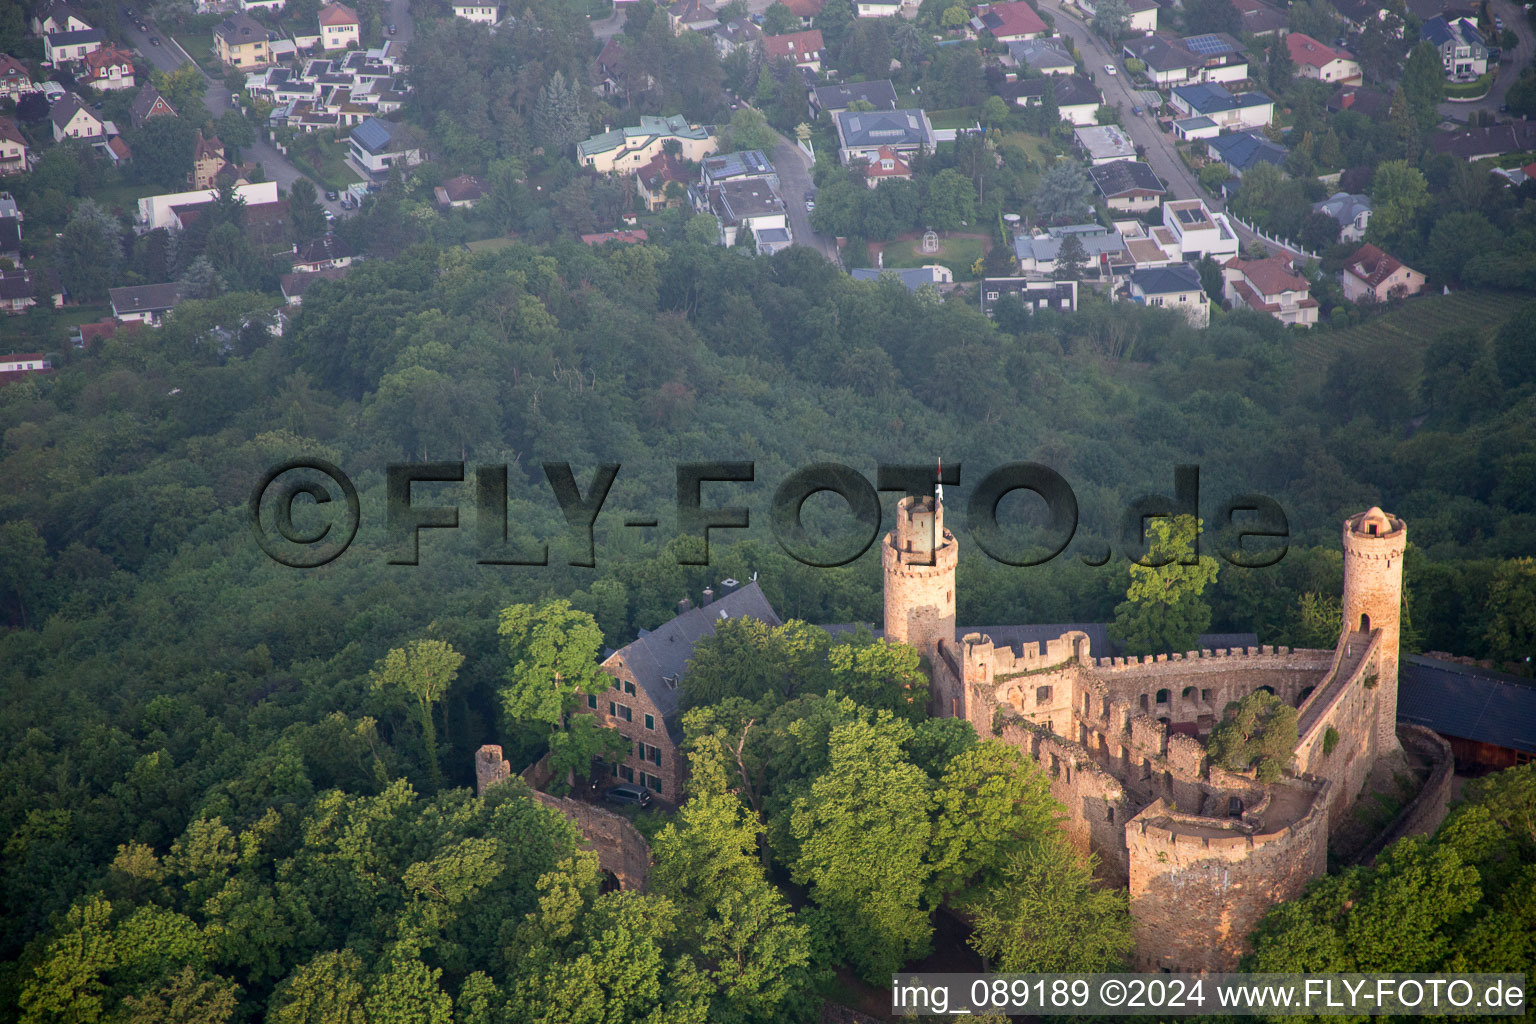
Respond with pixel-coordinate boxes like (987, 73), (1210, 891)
(833, 108), (934, 164)
(1397, 655), (1536, 771)
(1089, 159), (1166, 212)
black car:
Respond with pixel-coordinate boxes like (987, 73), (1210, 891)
(148, 35), (159, 44)
(602, 784), (652, 808)
(325, 189), (339, 201)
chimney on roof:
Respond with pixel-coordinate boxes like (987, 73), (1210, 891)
(702, 586), (715, 606)
(720, 577), (740, 596)
(677, 597), (693, 615)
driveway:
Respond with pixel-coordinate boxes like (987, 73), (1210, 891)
(1437, 0), (1530, 119)
(771, 133), (839, 260)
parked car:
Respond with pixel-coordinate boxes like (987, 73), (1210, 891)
(603, 784), (652, 808)
(1104, 63), (1116, 74)
(148, 35), (159, 44)
(124, 6), (134, 15)
(324, 209), (335, 223)
(1132, 105), (1142, 115)
(231, 91), (240, 105)
(806, 199), (815, 211)
(325, 189), (339, 201)
(387, 22), (396, 33)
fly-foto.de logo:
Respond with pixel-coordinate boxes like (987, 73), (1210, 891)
(249, 461), (1289, 570)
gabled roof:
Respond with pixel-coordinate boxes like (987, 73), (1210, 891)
(1397, 655), (1536, 755)
(109, 281), (183, 314)
(1421, 13), (1483, 47)
(435, 173), (487, 203)
(783, 0), (824, 15)
(851, 265), (950, 290)
(1123, 34), (1202, 72)
(1008, 38), (1075, 68)
(0, 116), (25, 148)
(604, 580), (782, 735)
(1013, 73), (1100, 106)
(1172, 81), (1271, 114)
(863, 144), (911, 178)
(45, 27), (101, 44)
(1328, 0), (1379, 24)
(971, 0), (1048, 37)
(319, 2), (360, 25)
(763, 29), (824, 61)
(1286, 31), (1354, 67)
(1225, 253), (1308, 295)
(83, 45), (132, 73)
(350, 116), (419, 154)
(1088, 158), (1165, 197)
(130, 85), (176, 124)
(1208, 130), (1287, 171)
(50, 94), (98, 130)
(295, 232), (354, 263)
(1132, 261), (1202, 294)
(811, 79), (899, 111)
(1430, 121), (1536, 160)
(1231, 0), (1287, 32)
(637, 150), (690, 188)
(1312, 191), (1370, 224)
(0, 53), (34, 84)
(1343, 243), (1416, 287)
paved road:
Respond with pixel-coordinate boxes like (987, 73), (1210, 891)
(771, 133), (839, 260)
(1437, 0), (1531, 119)
(120, 0), (420, 217)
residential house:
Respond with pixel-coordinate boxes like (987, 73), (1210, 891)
(1163, 198), (1240, 260)
(1311, 191), (1371, 241)
(580, 228), (649, 245)
(1119, 221), (1178, 268)
(833, 108), (933, 165)
(578, 114), (716, 174)
(809, 79), (899, 117)
(854, 0), (912, 18)
(1431, 122), (1536, 161)
(1074, 123), (1136, 164)
(1169, 82), (1274, 128)
(1088, 159), (1165, 212)
(698, 149), (777, 188)
(280, 266), (348, 304)
(215, 13), (271, 69)
(0, 117), (27, 175)
(703, 179), (791, 252)
(1124, 0), (1159, 31)
(1327, 84), (1390, 118)
(1127, 263), (1209, 326)
(980, 277), (1079, 316)
(636, 152), (690, 210)
(292, 233), (355, 270)
(44, 28), (102, 64)
(104, 136), (131, 166)
(1222, 253), (1318, 325)
(763, 29), (825, 71)
(348, 117), (426, 177)
(1176, 33), (1249, 83)
(1122, 35), (1205, 86)
(1014, 223), (1127, 276)
(1172, 115), (1220, 140)
(584, 580), (783, 804)
(243, 0), (287, 12)
(970, 1), (1048, 41)
(1285, 32), (1361, 84)
(0, 352), (53, 383)
(452, 0), (501, 23)
(1328, 0), (1385, 31)
(1009, 73), (1101, 123)
(784, 0), (823, 26)
(435, 174), (487, 208)
(851, 264), (954, 290)
(1341, 243), (1426, 303)
(0, 54), (40, 103)
(0, 269), (62, 314)
(0, 198), (19, 263)
(109, 282), (184, 325)
(1007, 39), (1076, 75)
(130, 85), (177, 126)
(50, 95), (103, 142)
(714, 18), (763, 57)
(81, 46), (134, 91)
(138, 181), (280, 230)
(1422, 15), (1487, 78)
(319, 3), (361, 49)
(190, 131), (231, 189)
(860, 145), (912, 186)
(1206, 130), (1287, 176)
(32, 1), (91, 36)
(1230, 0), (1288, 36)
(665, 0), (718, 33)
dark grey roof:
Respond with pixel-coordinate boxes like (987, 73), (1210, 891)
(0, 218), (19, 255)
(47, 27), (102, 44)
(821, 622), (1257, 660)
(835, 108), (932, 149)
(811, 79), (898, 111)
(1398, 655), (1536, 753)
(351, 116), (393, 153)
(215, 12), (266, 41)
(605, 580), (782, 737)
(1123, 34), (1202, 72)
(851, 265), (949, 290)
(1131, 261), (1203, 294)
(109, 281), (182, 314)
(1013, 72), (1101, 106)
(1089, 159), (1165, 197)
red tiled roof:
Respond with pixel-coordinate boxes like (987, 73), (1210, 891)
(580, 229), (648, 245)
(1226, 254), (1309, 297)
(1230, 277), (1318, 313)
(783, 0), (824, 15)
(84, 45), (132, 76)
(0, 115), (25, 147)
(864, 145), (911, 179)
(318, 2), (358, 25)
(1286, 32), (1352, 68)
(0, 54), (31, 82)
(106, 136), (131, 161)
(763, 29), (824, 61)
(972, 1), (1048, 37)
(1343, 243), (1415, 288)
(637, 151), (690, 186)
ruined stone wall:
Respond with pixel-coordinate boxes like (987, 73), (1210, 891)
(1355, 725), (1454, 865)
(475, 744), (652, 890)
(1126, 784), (1330, 972)
(1293, 632), (1385, 829)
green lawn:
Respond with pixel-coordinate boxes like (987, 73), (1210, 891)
(878, 234), (989, 280)
(926, 106), (980, 130)
(287, 137), (361, 192)
(173, 32), (216, 71)
(91, 182), (161, 220)
(995, 129), (1050, 163)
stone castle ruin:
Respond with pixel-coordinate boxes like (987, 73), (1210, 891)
(890, 497), (1452, 971)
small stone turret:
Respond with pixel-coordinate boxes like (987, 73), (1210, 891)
(1342, 507), (1406, 751)
(882, 492), (958, 670)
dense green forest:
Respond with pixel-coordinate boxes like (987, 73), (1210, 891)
(3, 239), (1536, 1020)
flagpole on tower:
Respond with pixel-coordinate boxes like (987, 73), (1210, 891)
(936, 457), (943, 507)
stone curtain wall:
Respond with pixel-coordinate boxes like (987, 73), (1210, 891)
(1355, 724), (1454, 866)
(1293, 631), (1388, 829)
(475, 744), (652, 890)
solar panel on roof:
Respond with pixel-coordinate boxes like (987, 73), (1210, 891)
(1182, 33), (1234, 54)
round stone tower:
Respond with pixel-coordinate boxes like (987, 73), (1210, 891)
(1342, 507), (1406, 751)
(882, 493), (958, 670)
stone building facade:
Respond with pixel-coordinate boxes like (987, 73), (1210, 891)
(898, 502), (1450, 972)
